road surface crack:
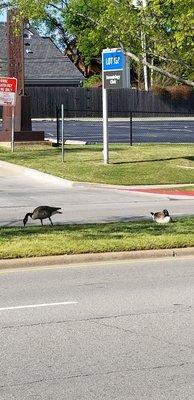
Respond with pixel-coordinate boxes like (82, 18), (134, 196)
(0, 361), (192, 389)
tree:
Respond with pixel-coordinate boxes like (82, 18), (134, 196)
(140, 0), (194, 84)
(1, 0), (194, 87)
(63, 0), (194, 86)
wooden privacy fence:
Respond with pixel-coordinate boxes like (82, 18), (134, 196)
(1, 88), (194, 119)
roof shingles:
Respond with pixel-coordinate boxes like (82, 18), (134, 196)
(0, 23), (84, 84)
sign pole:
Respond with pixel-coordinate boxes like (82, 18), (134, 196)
(61, 104), (64, 162)
(11, 105), (15, 152)
(102, 48), (130, 164)
(102, 87), (109, 164)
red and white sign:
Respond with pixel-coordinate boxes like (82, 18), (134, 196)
(0, 77), (17, 106)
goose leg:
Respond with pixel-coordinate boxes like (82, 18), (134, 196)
(49, 217), (53, 226)
(41, 219), (43, 226)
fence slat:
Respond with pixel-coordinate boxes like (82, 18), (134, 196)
(1, 88), (194, 119)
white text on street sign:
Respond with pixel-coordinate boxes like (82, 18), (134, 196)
(0, 77), (17, 106)
(102, 49), (125, 71)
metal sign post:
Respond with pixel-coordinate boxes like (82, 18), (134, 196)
(102, 87), (108, 164)
(61, 104), (64, 162)
(11, 106), (15, 152)
(102, 48), (130, 164)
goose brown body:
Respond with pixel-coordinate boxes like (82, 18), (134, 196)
(23, 206), (62, 226)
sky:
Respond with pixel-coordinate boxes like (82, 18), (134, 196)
(0, 10), (7, 22)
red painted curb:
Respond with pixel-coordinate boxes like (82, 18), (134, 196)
(128, 188), (194, 197)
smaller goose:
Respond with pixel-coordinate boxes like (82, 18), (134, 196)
(23, 206), (62, 227)
(150, 209), (172, 224)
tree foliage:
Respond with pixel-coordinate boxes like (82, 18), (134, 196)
(63, 0), (194, 84)
(1, 0), (194, 86)
(64, 0), (141, 65)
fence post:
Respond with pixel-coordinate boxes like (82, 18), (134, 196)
(56, 106), (60, 146)
(130, 111), (133, 146)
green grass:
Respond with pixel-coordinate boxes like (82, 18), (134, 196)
(0, 218), (194, 259)
(0, 143), (194, 185)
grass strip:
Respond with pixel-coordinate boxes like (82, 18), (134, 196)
(0, 217), (194, 260)
(0, 143), (194, 185)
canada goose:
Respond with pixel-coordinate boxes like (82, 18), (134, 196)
(150, 209), (172, 224)
(23, 206), (62, 227)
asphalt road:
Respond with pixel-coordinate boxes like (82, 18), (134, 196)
(0, 257), (193, 399)
(1, 161), (194, 227)
(32, 118), (194, 143)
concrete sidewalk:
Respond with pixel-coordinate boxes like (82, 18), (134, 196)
(1, 247), (194, 271)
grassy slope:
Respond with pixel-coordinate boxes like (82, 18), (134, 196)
(0, 218), (194, 259)
(0, 143), (194, 185)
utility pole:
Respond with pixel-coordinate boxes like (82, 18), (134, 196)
(0, 9), (44, 142)
(141, 0), (149, 91)
(133, 0), (149, 91)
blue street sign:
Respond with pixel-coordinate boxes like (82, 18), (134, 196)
(102, 49), (125, 71)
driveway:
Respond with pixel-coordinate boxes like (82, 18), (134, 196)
(0, 160), (194, 227)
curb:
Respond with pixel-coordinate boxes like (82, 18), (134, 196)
(0, 159), (193, 194)
(0, 247), (194, 270)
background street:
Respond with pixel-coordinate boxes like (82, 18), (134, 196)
(32, 118), (194, 144)
(0, 257), (193, 399)
(1, 161), (194, 227)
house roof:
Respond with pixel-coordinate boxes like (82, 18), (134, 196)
(0, 22), (84, 84)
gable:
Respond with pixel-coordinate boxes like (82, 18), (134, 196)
(0, 23), (84, 84)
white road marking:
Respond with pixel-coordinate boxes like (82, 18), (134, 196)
(0, 301), (78, 311)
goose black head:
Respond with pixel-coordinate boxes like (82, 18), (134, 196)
(163, 209), (169, 216)
(23, 213), (32, 227)
(23, 215), (28, 227)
